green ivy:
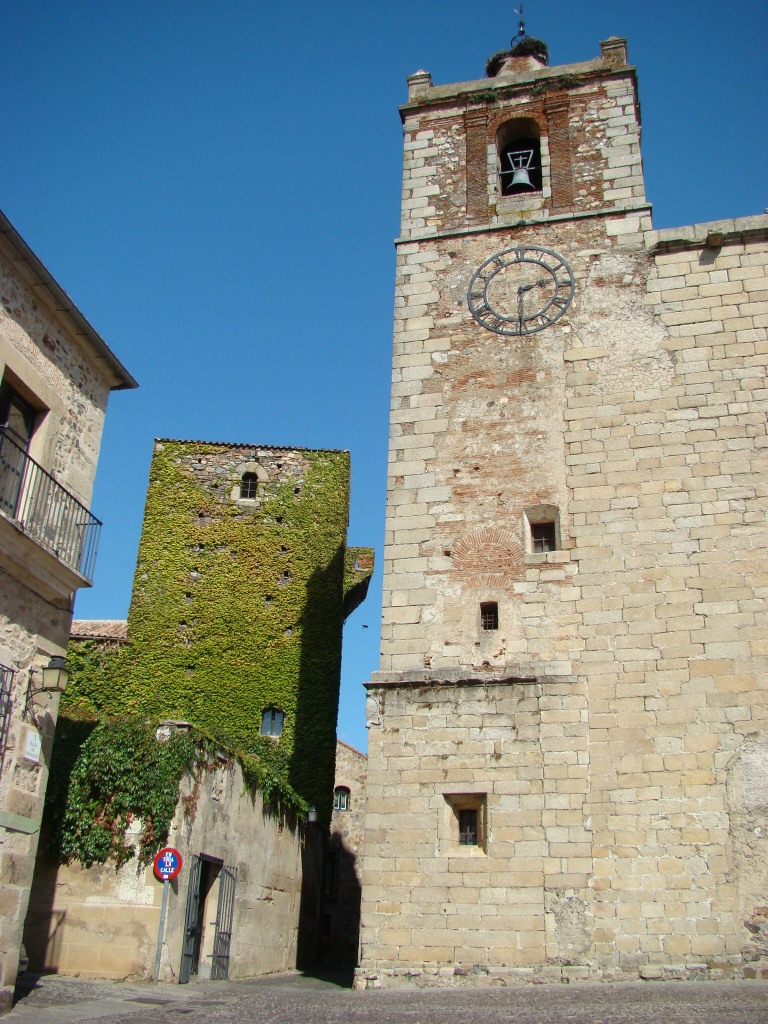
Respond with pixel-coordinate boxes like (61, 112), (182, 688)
(62, 442), (374, 827)
(47, 717), (196, 866)
(46, 715), (308, 868)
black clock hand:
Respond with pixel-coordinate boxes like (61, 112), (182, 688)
(517, 286), (526, 329)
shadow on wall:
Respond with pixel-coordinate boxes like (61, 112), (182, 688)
(290, 547), (346, 824)
(296, 822), (324, 971)
(22, 718), (97, 974)
(320, 832), (362, 967)
(21, 842), (63, 977)
(290, 547), (348, 970)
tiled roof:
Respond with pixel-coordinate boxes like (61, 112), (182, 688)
(70, 620), (128, 642)
(155, 438), (348, 454)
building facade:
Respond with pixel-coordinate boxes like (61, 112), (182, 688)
(0, 211), (136, 1008)
(358, 37), (768, 986)
(24, 439), (373, 980)
(24, 733), (323, 982)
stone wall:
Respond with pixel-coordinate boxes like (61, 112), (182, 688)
(573, 219), (768, 974)
(359, 34), (768, 987)
(0, 256), (111, 507)
(24, 749), (318, 981)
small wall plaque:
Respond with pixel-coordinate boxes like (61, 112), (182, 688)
(23, 728), (42, 764)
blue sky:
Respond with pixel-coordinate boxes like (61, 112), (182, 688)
(3, 1), (766, 753)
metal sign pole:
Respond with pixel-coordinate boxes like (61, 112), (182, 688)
(152, 846), (182, 983)
(153, 877), (170, 983)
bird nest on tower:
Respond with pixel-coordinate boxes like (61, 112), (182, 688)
(486, 36), (549, 77)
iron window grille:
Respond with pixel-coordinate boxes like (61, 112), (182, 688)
(459, 809), (479, 846)
(531, 522), (557, 553)
(480, 602), (499, 630)
(0, 663), (14, 757)
(240, 473), (258, 499)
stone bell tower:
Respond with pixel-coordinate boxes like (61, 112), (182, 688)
(358, 25), (768, 987)
(377, 33), (647, 678)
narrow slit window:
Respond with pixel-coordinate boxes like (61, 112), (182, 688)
(459, 809), (478, 846)
(480, 602), (499, 631)
(531, 522), (556, 553)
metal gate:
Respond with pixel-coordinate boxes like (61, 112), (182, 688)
(179, 854), (203, 984)
(211, 864), (237, 980)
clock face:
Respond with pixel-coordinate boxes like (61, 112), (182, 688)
(467, 245), (575, 336)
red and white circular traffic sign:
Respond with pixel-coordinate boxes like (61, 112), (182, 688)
(153, 846), (183, 881)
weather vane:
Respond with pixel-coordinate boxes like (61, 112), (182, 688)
(513, 4), (527, 46)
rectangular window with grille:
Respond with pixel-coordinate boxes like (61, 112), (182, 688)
(443, 793), (487, 854)
(459, 809), (478, 846)
(480, 602), (498, 630)
(531, 522), (557, 552)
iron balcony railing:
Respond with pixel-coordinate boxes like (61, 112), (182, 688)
(0, 426), (102, 582)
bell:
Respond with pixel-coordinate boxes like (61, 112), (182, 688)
(510, 166), (535, 190)
(507, 147), (536, 192)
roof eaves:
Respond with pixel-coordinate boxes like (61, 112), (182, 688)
(155, 437), (350, 455)
(0, 209), (138, 391)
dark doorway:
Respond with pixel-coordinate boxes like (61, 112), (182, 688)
(180, 855), (237, 982)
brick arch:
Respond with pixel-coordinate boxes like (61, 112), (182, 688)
(452, 527), (524, 587)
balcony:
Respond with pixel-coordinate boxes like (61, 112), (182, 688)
(0, 427), (101, 583)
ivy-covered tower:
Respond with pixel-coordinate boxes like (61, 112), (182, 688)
(67, 439), (373, 821)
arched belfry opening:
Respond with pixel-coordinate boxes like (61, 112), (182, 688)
(497, 118), (542, 196)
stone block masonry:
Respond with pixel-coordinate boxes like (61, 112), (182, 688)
(358, 34), (768, 988)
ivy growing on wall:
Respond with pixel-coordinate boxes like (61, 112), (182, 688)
(62, 441), (373, 827)
(46, 715), (308, 867)
(47, 717), (196, 866)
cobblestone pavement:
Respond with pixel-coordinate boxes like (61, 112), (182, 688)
(9, 971), (768, 1024)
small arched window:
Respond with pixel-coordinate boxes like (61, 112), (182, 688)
(240, 472), (258, 499)
(333, 786), (350, 811)
(497, 119), (543, 197)
(260, 707), (284, 737)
